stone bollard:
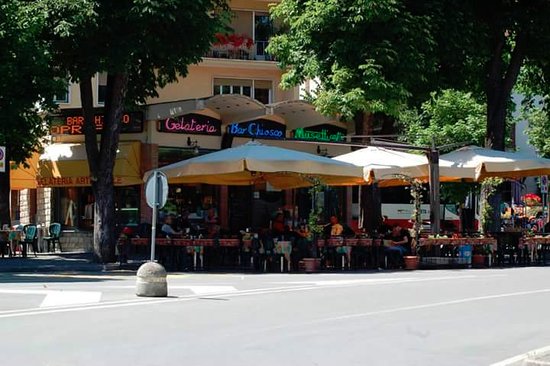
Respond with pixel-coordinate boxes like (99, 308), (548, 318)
(136, 262), (168, 297)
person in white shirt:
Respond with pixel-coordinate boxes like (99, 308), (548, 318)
(161, 216), (181, 237)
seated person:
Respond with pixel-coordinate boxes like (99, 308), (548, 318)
(160, 215), (181, 238)
(271, 212), (285, 239)
(324, 215), (344, 238)
(378, 215), (392, 237)
(384, 224), (411, 267)
(204, 208), (219, 238)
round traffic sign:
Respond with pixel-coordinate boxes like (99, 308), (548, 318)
(145, 171), (168, 209)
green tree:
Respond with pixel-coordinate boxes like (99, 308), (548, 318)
(269, 0), (438, 122)
(0, 1), (64, 226)
(523, 103), (550, 158)
(36, 0), (230, 262)
(399, 89), (486, 148)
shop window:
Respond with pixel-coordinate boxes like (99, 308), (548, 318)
(115, 186), (140, 228)
(158, 147), (205, 167)
(213, 78), (271, 103)
(54, 186), (140, 230)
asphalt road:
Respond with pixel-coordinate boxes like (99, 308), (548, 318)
(1, 267), (550, 366)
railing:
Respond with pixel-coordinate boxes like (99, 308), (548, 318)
(205, 39), (275, 61)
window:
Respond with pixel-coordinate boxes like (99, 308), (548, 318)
(97, 72), (107, 105)
(213, 78), (272, 103)
(254, 13), (273, 60)
(54, 186), (140, 230)
(53, 85), (70, 104)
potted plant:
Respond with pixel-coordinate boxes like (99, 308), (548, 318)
(472, 244), (490, 267)
(393, 175), (423, 270)
(302, 177), (324, 272)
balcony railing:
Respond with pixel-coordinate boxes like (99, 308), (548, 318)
(205, 33), (275, 61)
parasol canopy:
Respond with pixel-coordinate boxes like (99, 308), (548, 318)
(333, 146), (429, 186)
(145, 141), (364, 189)
(439, 145), (550, 181)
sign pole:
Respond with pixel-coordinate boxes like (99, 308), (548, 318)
(150, 171), (158, 262)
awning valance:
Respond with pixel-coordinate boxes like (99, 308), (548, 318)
(10, 153), (40, 190)
(37, 141), (142, 187)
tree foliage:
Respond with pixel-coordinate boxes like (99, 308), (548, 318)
(268, 0), (439, 120)
(399, 89), (486, 148)
(523, 103), (550, 158)
(0, 0), (64, 226)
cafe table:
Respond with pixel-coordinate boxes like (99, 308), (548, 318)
(519, 236), (550, 263)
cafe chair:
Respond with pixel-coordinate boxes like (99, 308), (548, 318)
(0, 232), (11, 258)
(22, 225), (38, 257)
(44, 223), (62, 252)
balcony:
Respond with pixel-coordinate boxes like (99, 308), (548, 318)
(205, 33), (275, 61)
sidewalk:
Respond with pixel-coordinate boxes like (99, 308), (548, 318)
(0, 252), (143, 273)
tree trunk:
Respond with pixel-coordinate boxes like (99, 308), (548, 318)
(80, 73), (128, 263)
(0, 156), (10, 227)
(485, 30), (525, 232)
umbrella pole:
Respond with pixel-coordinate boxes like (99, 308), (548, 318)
(428, 147), (441, 234)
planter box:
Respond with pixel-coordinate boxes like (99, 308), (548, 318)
(420, 256), (471, 268)
(301, 258), (321, 273)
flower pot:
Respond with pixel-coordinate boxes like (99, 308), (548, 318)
(472, 254), (486, 267)
(403, 255), (420, 270)
(302, 258), (321, 273)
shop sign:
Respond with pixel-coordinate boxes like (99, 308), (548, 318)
(157, 113), (221, 135)
(227, 119), (286, 140)
(37, 176), (123, 187)
(50, 109), (143, 135)
(0, 146), (5, 172)
(292, 124), (346, 142)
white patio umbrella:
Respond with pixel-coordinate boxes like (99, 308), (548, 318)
(333, 146), (429, 186)
(439, 145), (550, 181)
(145, 140), (364, 189)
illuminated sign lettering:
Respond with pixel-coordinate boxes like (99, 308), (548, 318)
(293, 128), (344, 142)
(50, 109), (143, 135)
(227, 119), (286, 140)
(157, 113), (221, 135)
(292, 124), (346, 142)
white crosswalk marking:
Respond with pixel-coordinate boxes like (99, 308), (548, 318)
(40, 291), (102, 308)
(0, 289), (102, 308)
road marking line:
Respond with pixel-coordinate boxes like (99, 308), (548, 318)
(169, 286), (237, 295)
(40, 291), (102, 308)
(0, 289), (50, 295)
(0, 288), (103, 308)
(286, 288), (550, 327)
(0, 285), (320, 319)
(490, 344), (550, 366)
(274, 275), (480, 286)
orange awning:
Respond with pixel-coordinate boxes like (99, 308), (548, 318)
(37, 141), (142, 187)
(10, 153), (40, 190)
